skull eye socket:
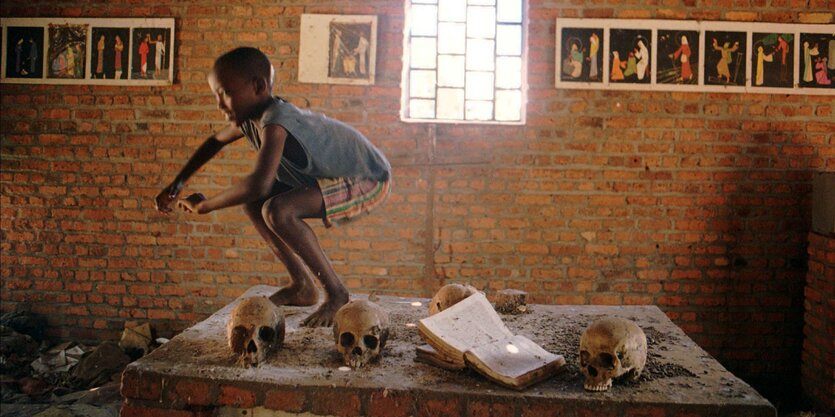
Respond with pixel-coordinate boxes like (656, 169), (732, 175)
(363, 335), (379, 350)
(340, 332), (356, 348)
(580, 350), (590, 366)
(258, 326), (275, 342)
(598, 352), (615, 369)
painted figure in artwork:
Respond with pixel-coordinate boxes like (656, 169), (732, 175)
(139, 33), (150, 78)
(754, 45), (774, 86)
(28, 38), (38, 75)
(815, 57), (831, 85)
(115, 35), (124, 79)
(775, 34), (790, 82)
(562, 41), (584, 79)
(669, 35), (693, 82)
(588, 32), (599, 80)
(802, 41), (820, 83)
(331, 29), (346, 73)
(635, 38), (649, 80)
(611, 51), (625, 81)
(15, 38), (24, 75)
(712, 38), (739, 84)
(96, 34), (106, 78)
(623, 51), (637, 78)
(353, 33), (369, 76)
(151, 34), (166, 79)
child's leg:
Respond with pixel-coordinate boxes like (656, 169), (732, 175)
(261, 186), (349, 327)
(242, 199), (319, 306)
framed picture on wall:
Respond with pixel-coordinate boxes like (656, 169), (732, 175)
(298, 14), (377, 85)
(798, 32), (834, 90)
(0, 17), (174, 85)
(4, 25), (44, 79)
(555, 18), (833, 95)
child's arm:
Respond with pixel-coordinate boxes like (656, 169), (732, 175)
(178, 124), (287, 215)
(154, 125), (243, 213)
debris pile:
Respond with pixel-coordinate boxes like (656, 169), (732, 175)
(0, 310), (166, 417)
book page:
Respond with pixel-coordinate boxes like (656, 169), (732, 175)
(464, 334), (564, 380)
(418, 292), (513, 360)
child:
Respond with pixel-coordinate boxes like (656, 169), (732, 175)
(154, 47), (391, 327)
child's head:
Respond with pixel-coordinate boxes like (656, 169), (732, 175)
(208, 47), (275, 126)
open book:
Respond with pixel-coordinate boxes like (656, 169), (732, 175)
(417, 292), (565, 390)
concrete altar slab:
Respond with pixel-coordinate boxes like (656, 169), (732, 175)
(121, 285), (776, 417)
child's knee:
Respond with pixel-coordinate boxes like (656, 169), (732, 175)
(261, 197), (293, 232)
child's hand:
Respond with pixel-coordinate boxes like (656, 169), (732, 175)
(177, 193), (208, 214)
(154, 181), (183, 213)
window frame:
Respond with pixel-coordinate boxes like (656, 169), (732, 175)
(400, 0), (528, 125)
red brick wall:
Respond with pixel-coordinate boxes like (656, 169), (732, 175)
(0, 0), (832, 394)
(802, 232), (835, 411)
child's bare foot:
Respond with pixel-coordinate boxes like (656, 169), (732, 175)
(302, 289), (349, 327)
(269, 281), (319, 307)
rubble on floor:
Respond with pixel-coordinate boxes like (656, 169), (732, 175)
(0, 310), (161, 417)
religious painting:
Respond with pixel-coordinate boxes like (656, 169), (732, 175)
(1, 17), (174, 85)
(47, 23), (87, 79)
(90, 27), (129, 80)
(798, 32), (834, 89)
(657, 29), (699, 85)
(557, 27), (604, 83)
(130, 27), (171, 81)
(4, 26), (44, 79)
(299, 14), (378, 85)
(704, 30), (746, 86)
(327, 22), (373, 80)
(750, 32), (794, 88)
(609, 28), (652, 85)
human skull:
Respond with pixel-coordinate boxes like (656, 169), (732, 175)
(579, 317), (647, 392)
(227, 296), (285, 367)
(333, 300), (389, 368)
(428, 283), (478, 315)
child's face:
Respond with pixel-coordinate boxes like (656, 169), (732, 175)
(207, 68), (261, 126)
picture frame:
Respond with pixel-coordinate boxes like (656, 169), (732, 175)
(555, 18), (834, 95)
(1, 17), (174, 86)
(298, 14), (377, 85)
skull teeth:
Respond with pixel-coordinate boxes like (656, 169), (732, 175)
(583, 382), (612, 391)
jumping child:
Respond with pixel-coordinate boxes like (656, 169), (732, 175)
(154, 47), (391, 327)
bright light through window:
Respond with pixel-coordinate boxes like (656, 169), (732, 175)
(403, 0), (525, 123)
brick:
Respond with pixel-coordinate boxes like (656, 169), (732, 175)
(416, 395), (460, 417)
(310, 388), (362, 416)
(264, 388), (306, 412)
(121, 370), (162, 401)
(367, 389), (413, 417)
(218, 385), (256, 408)
(172, 379), (213, 406)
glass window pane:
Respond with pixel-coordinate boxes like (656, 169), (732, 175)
(411, 5), (438, 36)
(465, 100), (493, 120)
(410, 70), (437, 98)
(467, 7), (496, 38)
(438, 0), (467, 22)
(410, 99), (436, 118)
(411, 37), (437, 69)
(413, 0), (437, 3)
(496, 24), (521, 56)
(496, 0), (522, 23)
(466, 39), (494, 71)
(438, 22), (466, 54)
(469, 0), (495, 5)
(438, 55), (465, 87)
(495, 90), (521, 121)
(495, 56), (521, 88)
(466, 71), (494, 100)
(437, 88), (465, 119)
